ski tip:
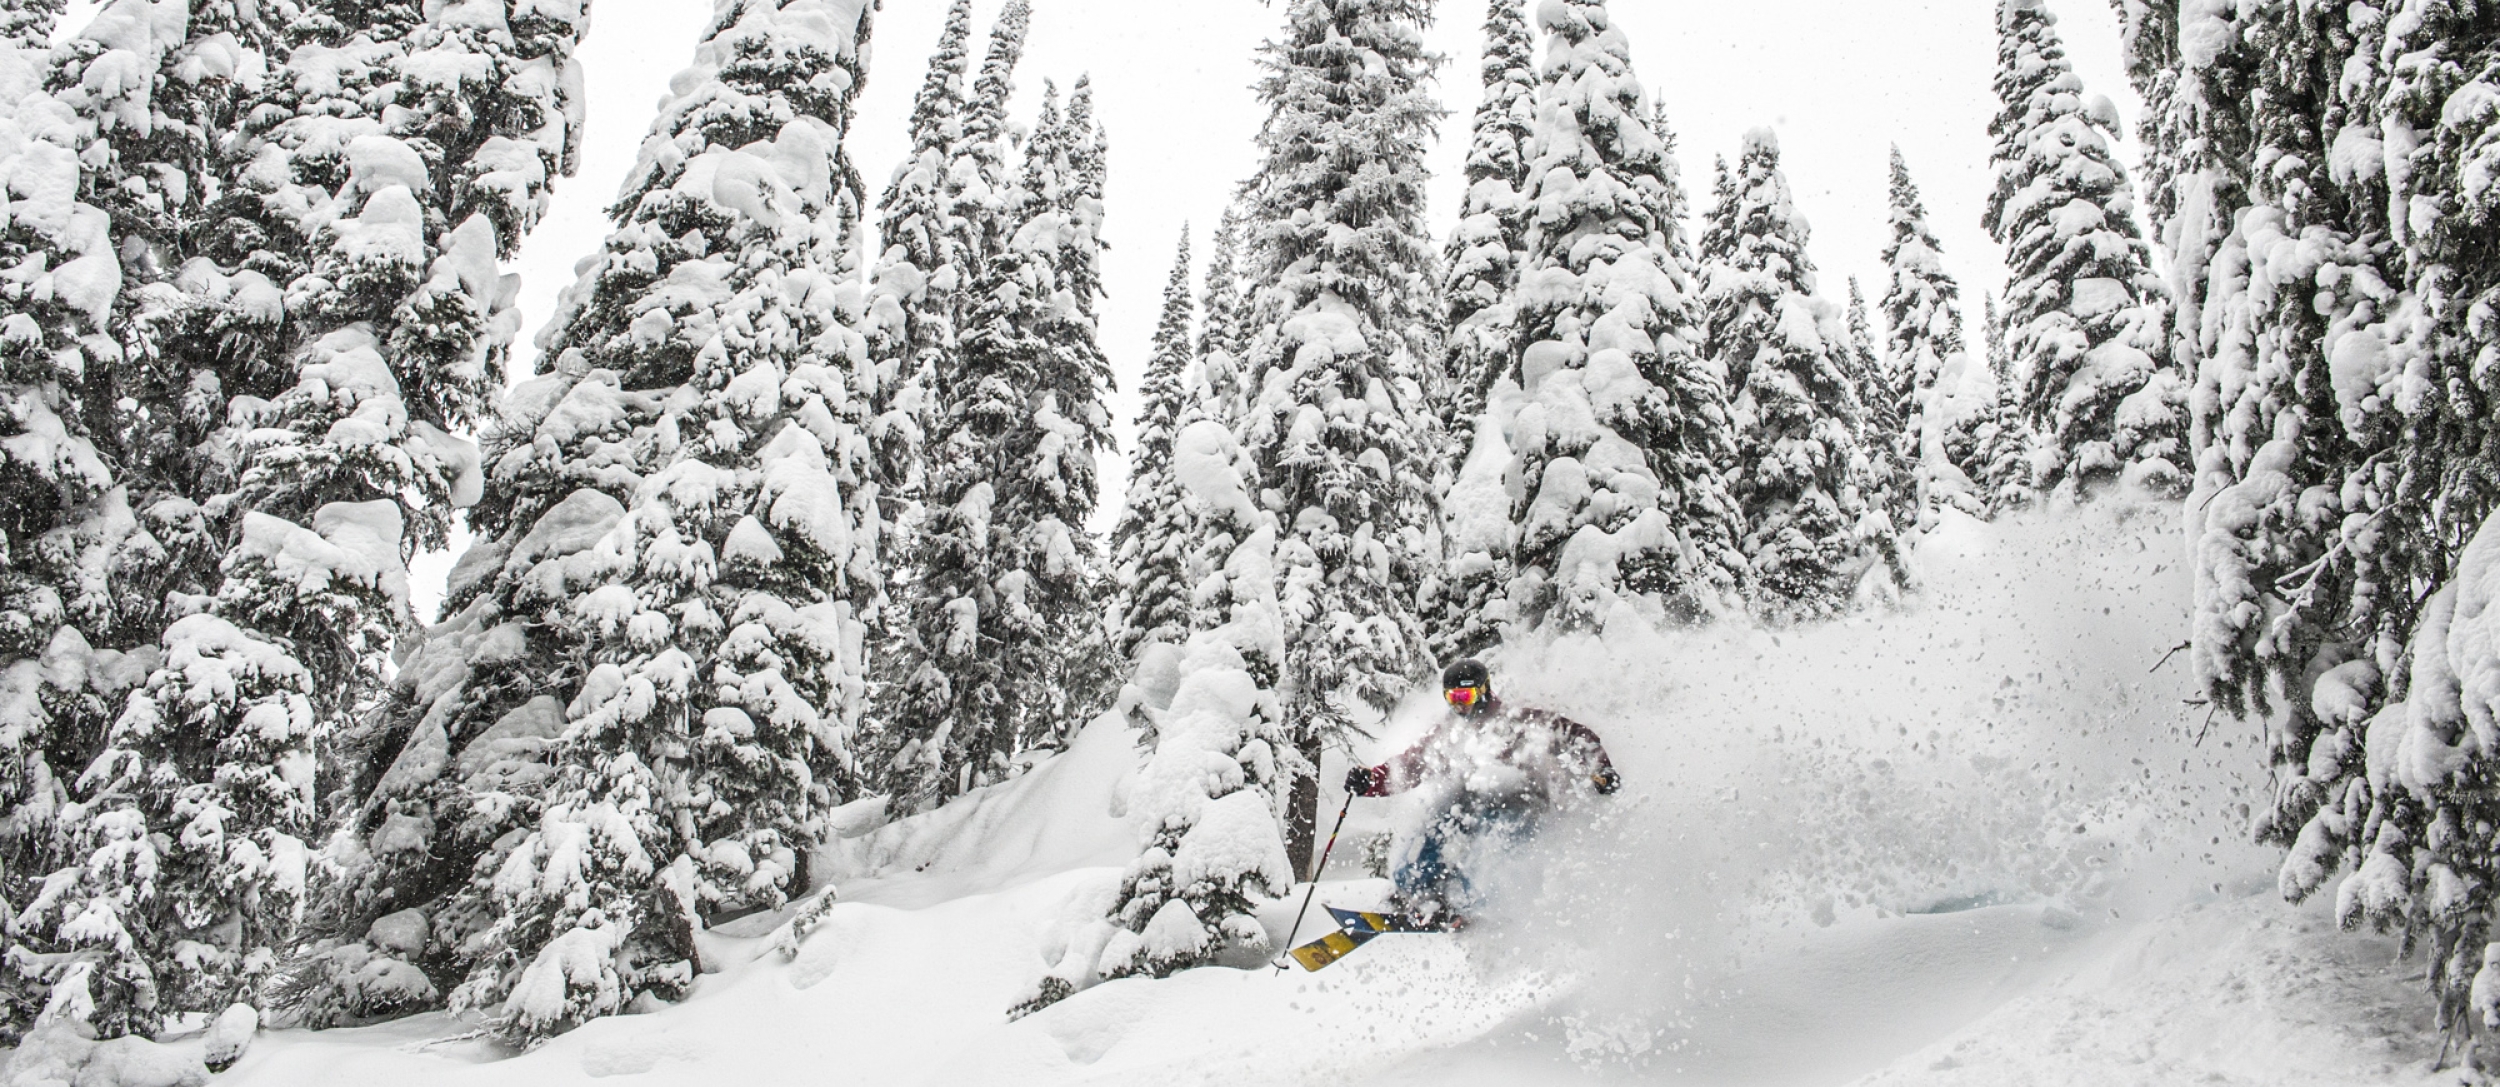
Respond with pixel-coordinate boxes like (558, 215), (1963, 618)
(1287, 928), (1371, 971)
(1288, 944), (1338, 972)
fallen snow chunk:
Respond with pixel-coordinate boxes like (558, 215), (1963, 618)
(203, 1002), (259, 1070)
(368, 909), (430, 957)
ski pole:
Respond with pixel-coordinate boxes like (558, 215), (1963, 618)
(1275, 790), (1354, 971)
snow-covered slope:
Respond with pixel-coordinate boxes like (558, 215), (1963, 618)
(198, 499), (2452, 1086)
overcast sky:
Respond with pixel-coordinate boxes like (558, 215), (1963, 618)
(454, 0), (2147, 619)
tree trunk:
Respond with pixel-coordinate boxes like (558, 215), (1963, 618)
(1286, 733), (1322, 879)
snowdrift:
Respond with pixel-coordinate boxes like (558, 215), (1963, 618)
(158, 500), (2449, 1084)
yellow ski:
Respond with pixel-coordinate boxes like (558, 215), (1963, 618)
(1285, 907), (1431, 972)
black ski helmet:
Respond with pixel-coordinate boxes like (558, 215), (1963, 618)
(1441, 658), (1490, 695)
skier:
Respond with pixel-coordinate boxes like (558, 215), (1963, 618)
(1343, 659), (1621, 929)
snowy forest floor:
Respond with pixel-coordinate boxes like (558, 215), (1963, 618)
(196, 499), (2466, 1086)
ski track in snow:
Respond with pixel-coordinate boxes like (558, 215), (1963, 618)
(205, 501), (2460, 1086)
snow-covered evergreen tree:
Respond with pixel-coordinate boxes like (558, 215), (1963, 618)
(0, 11), (142, 1036)
(1701, 130), (1884, 619)
(1006, 417), (1291, 1018)
(1844, 280), (1876, 382)
(6, 0), (591, 1042)
(1112, 230), (1198, 665)
(1061, 75), (1109, 283)
(257, 0), (879, 1045)
(1879, 147), (1966, 521)
(1427, 0), (1534, 664)
(1847, 276), (1915, 584)
(189, 0), (590, 583)
(225, 0), (593, 1027)
(0, 0), (139, 840)
(1645, 101), (1691, 226)
(1022, 73), (1121, 742)
(869, 0), (1047, 806)
(1494, 0), (1743, 645)
(1984, 0), (2182, 502)
(2111, 0), (2500, 1027)
(0, 0), (290, 1042)
(2105, 0), (2214, 387)
(954, 0), (1031, 261)
(1961, 293), (2035, 515)
(1843, 280), (1900, 506)
(861, 0), (972, 510)
(882, 77), (1114, 811)
(856, 0), (1029, 576)
(75, 0), (273, 687)
(1438, 0), (1534, 437)
(1235, 0), (1443, 873)
(1195, 208), (1251, 427)
(1091, 418), (1292, 982)
(479, 0), (877, 1043)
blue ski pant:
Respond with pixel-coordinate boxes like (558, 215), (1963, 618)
(1394, 802), (1538, 915)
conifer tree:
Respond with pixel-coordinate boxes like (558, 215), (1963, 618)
(1701, 130), (1885, 619)
(1844, 276), (1891, 475)
(2114, 1), (2500, 1026)
(1848, 276), (1916, 576)
(1972, 293), (2035, 514)
(1005, 417), (1292, 1006)
(8, 0), (591, 1043)
(1984, 0), (2182, 501)
(1235, 0), (1443, 874)
(858, 0), (1028, 558)
(0, 1), (192, 1039)
(1647, 102), (1691, 226)
(1054, 79), (1123, 732)
(7, 0), (266, 676)
(1094, 418), (1291, 982)
(1940, 295), (1987, 504)
(1879, 147), (1965, 522)
(238, 0), (881, 1045)
(1428, 0), (1536, 663)
(862, 0), (973, 506)
(1494, 0), (1742, 641)
(870, 0), (1044, 802)
(2104, 0), (2213, 382)
(1058, 76), (1110, 322)
(1439, 0), (1535, 436)
(1112, 231), (1199, 665)
(884, 79), (1115, 810)
(0, 0), (162, 730)
(1165, 212), (1260, 678)
(481, 0), (878, 1043)
(1196, 209), (1251, 426)
(948, 0), (1033, 278)
(1844, 279), (1879, 391)
(91, 0), (279, 678)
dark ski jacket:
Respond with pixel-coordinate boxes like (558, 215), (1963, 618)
(1349, 696), (1616, 811)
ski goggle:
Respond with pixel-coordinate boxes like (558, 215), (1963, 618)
(1444, 687), (1480, 707)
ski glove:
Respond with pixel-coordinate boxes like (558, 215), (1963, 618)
(1593, 767), (1622, 795)
(1345, 766), (1377, 795)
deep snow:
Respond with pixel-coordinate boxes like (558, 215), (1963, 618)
(169, 500), (2462, 1085)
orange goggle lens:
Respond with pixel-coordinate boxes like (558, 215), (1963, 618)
(1445, 687), (1479, 706)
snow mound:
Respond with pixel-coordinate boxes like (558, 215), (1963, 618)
(814, 712), (1138, 910)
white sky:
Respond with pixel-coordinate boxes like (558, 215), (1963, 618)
(453, 0), (2148, 619)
